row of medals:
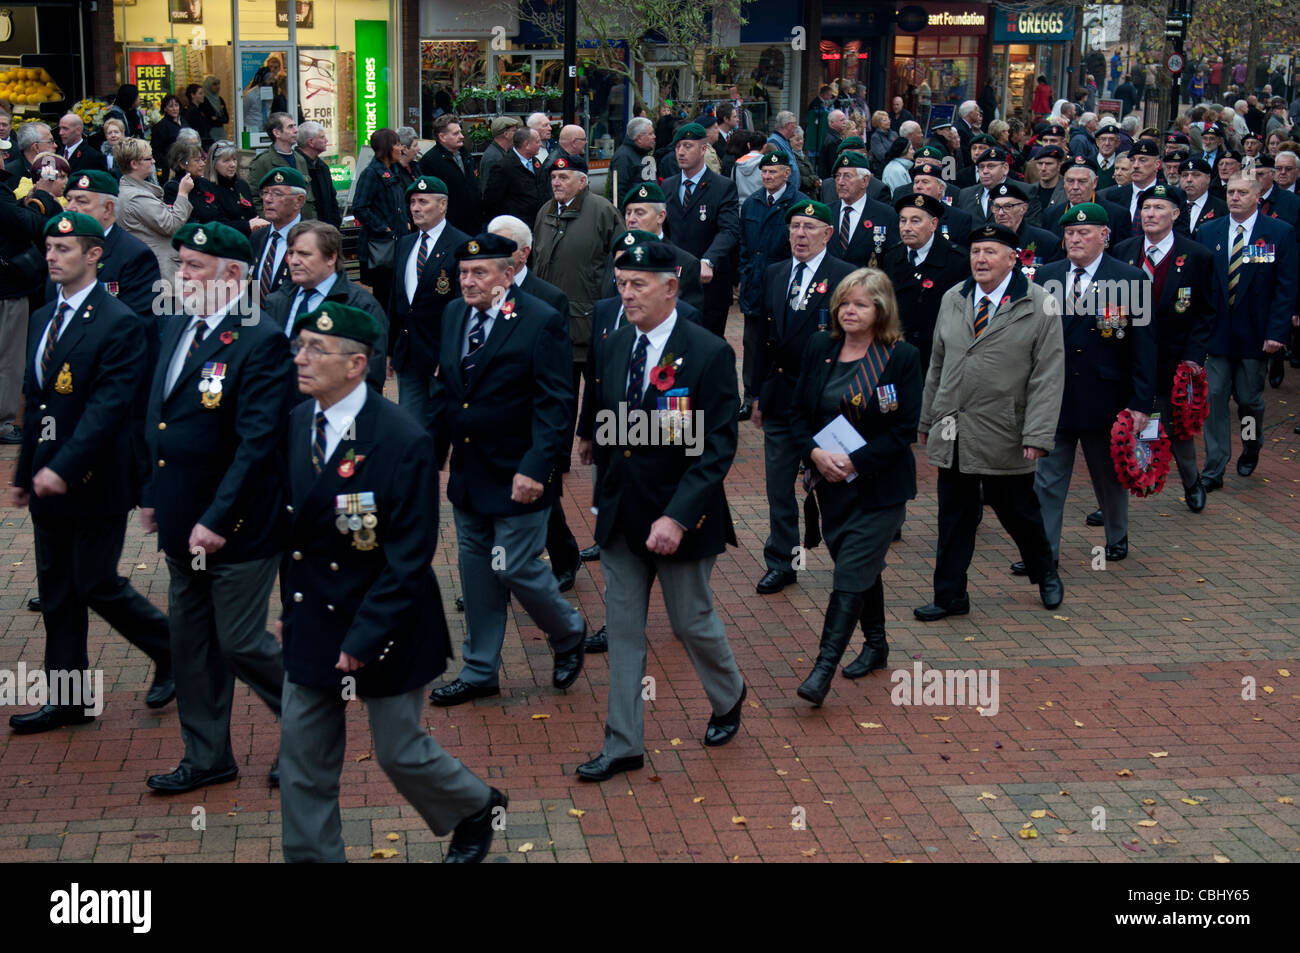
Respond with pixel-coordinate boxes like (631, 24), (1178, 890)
(336, 510), (379, 550)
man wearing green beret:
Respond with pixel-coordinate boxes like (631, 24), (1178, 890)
(278, 302), (503, 863)
(8, 211), (174, 734)
(818, 135), (890, 206)
(606, 185), (705, 314)
(827, 150), (900, 267)
(143, 220), (295, 794)
(247, 112), (317, 221)
(251, 165), (307, 307)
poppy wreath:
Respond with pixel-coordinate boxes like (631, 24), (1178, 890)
(1109, 409), (1173, 497)
(1169, 361), (1209, 440)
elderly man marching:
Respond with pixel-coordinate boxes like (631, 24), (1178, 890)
(916, 223), (1065, 620)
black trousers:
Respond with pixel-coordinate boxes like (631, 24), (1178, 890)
(33, 512), (171, 677)
(932, 444), (1054, 605)
(544, 360), (584, 573)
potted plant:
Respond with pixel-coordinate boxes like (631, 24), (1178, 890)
(454, 85), (493, 115)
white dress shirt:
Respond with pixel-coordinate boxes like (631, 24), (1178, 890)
(256, 214), (301, 285)
(1226, 211), (1259, 263)
(314, 380), (368, 462)
(165, 303), (235, 396)
(1067, 253), (1105, 297)
(627, 310), (678, 401)
(1129, 180), (1155, 222)
(461, 297), (503, 359)
(908, 233), (936, 268)
(1187, 192), (1209, 232)
(404, 219), (447, 303)
(1144, 230), (1174, 267)
(286, 271), (339, 336)
(513, 265), (530, 287)
(787, 248), (828, 305)
(35, 282), (95, 388)
(974, 268), (1015, 322)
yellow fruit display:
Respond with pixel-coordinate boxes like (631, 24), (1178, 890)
(0, 66), (62, 106)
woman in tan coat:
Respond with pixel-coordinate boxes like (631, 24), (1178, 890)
(115, 137), (194, 283)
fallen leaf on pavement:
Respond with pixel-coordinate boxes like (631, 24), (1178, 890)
(670, 738), (682, 746)
(800, 848), (818, 857)
(370, 849), (398, 859)
(1137, 819), (1158, 828)
(1116, 769), (1133, 777)
(568, 808), (585, 818)
(1213, 854), (1230, 863)
(692, 796), (705, 804)
(1278, 797), (1294, 805)
(731, 816), (747, 825)
(356, 752), (371, 762)
(531, 713), (550, 720)
(518, 842), (534, 853)
(1030, 810), (1048, 818)
(385, 833), (399, 841)
(977, 792), (998, 801)
(1150, 751), (1169, 758)
(859, 722), (883, 729)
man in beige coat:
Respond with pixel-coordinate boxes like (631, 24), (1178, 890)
(916, 222), (1066, 619)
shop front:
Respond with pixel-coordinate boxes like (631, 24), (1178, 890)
(0, 2), (91, 129)
(891, 2), (988, 120)
(990, 5), (1073, 122)
(818, 3), (889, 111)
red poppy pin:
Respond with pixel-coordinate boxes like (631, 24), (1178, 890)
(922, 278), (934, 289)
(1255, 238), (1267, 246)
(862, 219), (873, 229)
(202, 191), (216, 203)
(238, 196), (251, 207)
(1174, 255), (1185, 267)
(1018, 246), (1036, 266)
(500, 300), (515, 320)
(1001, 294), (1011, 306)
(649, 353), (683, 391)
(337, 448), (365, 479)
(815, 281), (828, 294)
(381, 170), (392, 180)
(219, 330), (238, 345)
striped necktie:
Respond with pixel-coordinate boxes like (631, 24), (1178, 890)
(973, 295), (990, 338)
(683, 178), (695, 204)
(787, 262), (806, 307)
(41, 303), (70, 384)
(462, 310), (488, 378)
(838, 206), (853, 252)
(311, 411), (327, 474)
(1070, 266), (1088, 314)
(1228, 224), (1245, 308)
(626, 333), (648, 405)
(259, 231), (279, 305)
(1141, 245), (1158, 280)
(416, 232), (429, 281)
(188, 318), (208, 359)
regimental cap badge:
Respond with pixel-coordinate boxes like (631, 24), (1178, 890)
(417, 179), (427, 190)
(194, 229), (207, 245)
(914, 196), (924, 208)
(623, 233), (636, 246)
(77, 175), (90, 188)
(316, 311), (334, 332)
(633, 246), (645, 262)
(273, 171), (285, 184)
(467, 240), (479, 254)
(804, 204), (814, 215)
(56, 217), (73, 233)
(637, 185), (649, 198)
(555, 157), (568, 169)
(1076, 209), (1087, 222)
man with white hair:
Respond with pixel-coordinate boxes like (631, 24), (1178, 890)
(611, 116), (656, 208)
(526, 112), (553, 163)
(57, 113), (107, 174)
(1275, 150), (1299, 193)
(4, 120), (54, 179)
(767, 111), (801, 193)
(898, 119), (924, 154)
(296, 120), (340, 226)
(1069, 112), (1099, 160)
(818, 109), (848, 180)
(1230, 100), (1250, 138)
(143, 221), (294, 794)
(955, 100), (982, 166)
(250, 166), (306, 307)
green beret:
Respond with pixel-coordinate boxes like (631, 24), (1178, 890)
(1060, 202), (1110, 228)
(43, 211), (104, 240)
(784, 200), (832, 226)
(611, 229), (661, 253)
(293, 303), (382, 346)
(1137, 183), (1186, 210)
(258, 165), (308, 191)
(65, 170), (118, 197)
(623, 181), (666, 205)
(614, 241), (678, 272)
(833, 151), (871, 171)
(837, 136), (866, 153)
(406, 175), (448, 199)
(671, 123), (707, 145)
(760, 151), (791, 167)
(171, 221), (253, 262)
(916, 145), (947, 160)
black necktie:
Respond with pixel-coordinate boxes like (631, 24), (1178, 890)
(626, 334), (648, 405)
(462, 309), (487, 377)
(766, 193), (774, 207)
(311, 411), (327, 474)
(683, 179), (695, 204)
(908, 249), (918, 267)
(41, 302), (69, 383)
(187, 318), (207, 359)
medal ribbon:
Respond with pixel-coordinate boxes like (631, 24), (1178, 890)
(839, 341), (896, 426)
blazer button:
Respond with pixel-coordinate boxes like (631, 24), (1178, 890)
(292, 551), (302, 560)
(293, 592), (303, 602)
(157, 422), (166, 431)
(286, 505), (294, 513)
(464, 437), (470, 443)
(158, 459), (165, 467)
(329, 562), (339, 571)
(623, 450), (631, 457)
(462, 402), (468, 409)
(327, 604), (335, 612)
(38, 404), (45, 411)
(777, 367), (783, 373)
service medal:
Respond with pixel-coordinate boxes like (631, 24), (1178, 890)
(347, 514), (363, 531)
(436, 270), (450, 295)
(55, 363), (73, 395)
(335, 515), (350, 534)
(698, 203), (707, 222)
(352, 527), (378, 551)
(200, 362), (226, 409)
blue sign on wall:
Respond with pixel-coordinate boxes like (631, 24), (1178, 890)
(993, 6), (1075, 44)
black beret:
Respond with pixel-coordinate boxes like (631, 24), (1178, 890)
(1129, 140), (1162, 158)
(1164, 131), (1190, 146)
(550, 153), (588, 174)
(895, 192), (946, 218)
(1067, 155), (1100, 175)
(978, 146), (1010, 164)
(1180, 156), (1213, 175)
(1042, 124), (1066, 137)
(1137, 183), (1186, 210)
(1032, 145), (1065, 160)
(455, 233), (517, 260)
(1255, 154), (1276, 169)
(967, 223), (1019, 249)
(911, 160), (946, 180)
(989, 180), (1029, 203)
(614, 241), (678, 272)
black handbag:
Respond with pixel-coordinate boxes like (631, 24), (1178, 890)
(366, 236), (396, 270)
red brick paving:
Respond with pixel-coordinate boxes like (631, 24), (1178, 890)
(0, 314), (1298, 862)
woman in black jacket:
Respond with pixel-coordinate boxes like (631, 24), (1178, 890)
(789, 268), (922, 704)
(189, 140), (268, 236)
(180, 83), (213, 145)
(351, 128), (410, 319)
(199, 75), (230, 146)
(151, 94), (184, 185)
(162, 140), (205, 204)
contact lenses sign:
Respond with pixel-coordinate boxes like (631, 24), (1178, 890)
(354, 21), (389, 145)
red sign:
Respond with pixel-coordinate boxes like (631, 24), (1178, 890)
(128, 49), (174, 112)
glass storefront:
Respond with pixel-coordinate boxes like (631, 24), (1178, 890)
(893, 34), (982, 113)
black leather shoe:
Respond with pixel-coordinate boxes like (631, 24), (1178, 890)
(737, 400), (753, 422)
(552, 638), (585, 689)
(913, 599), (970, 622)
(1237, 447), (1260, 477)
(1010, 558), (1058, 577)
(1039, 571), (1064, 610)
(554, 568), (577, 593)
(145, 665), (175, 709)
(454, 595), (464, 611)
(443, 788), (508, 862)
(1104, 537), (1128, 561)
(704, 684), (746, 747)
(1269, 352), (1284, 388)
(1201, 476), (1224, 492)
(584, 624), (608, 653)
(579, 544), (600, 562)
(429, 679), (500, 707)
(756, 568), (797, 594)
(1085, 508), (1104, 527)
(576, 753), (644, 782)
(892, 528), (902, 541)
(0, 426), (22, 445)
(26, 596), (40, 612)
(147, 764), (238, 794)
(1185, 480), (1207, 513)
(8, 704), (94, 734)
(268, 757), (280, 788)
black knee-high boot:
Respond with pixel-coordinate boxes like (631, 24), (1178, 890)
(842, 576), (888, 679)
(797, 589), (864, 706)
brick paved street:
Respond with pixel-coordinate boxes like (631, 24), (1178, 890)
(1, 318), (1298, 863)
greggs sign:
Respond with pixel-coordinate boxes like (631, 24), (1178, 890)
(993, 6), (1076, 42)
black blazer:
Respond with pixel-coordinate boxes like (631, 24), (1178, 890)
(144, 303), (296, 562)
(1260, 185), (1300, 227)
(387, 222), (470, 376)
(250, 224), (293, 300)
(661, 168), (741, 308)
(483, 152), (546, 225)
(593, 316), (739, 561)
(756, 254), (857, 420)
(790, 334), (922, 509)
(1034, 254), (1158, 430)
(418, 144), (481, 236)
(282, 391), (452, 697)
(1188, 193), (1229, 234)
(65, 142), (108, 174)
(263, 272), (388, 391)
(1014, 222), (1067, 264)
(44, 225), (162, 322)
(826, 196), (900, 266)
(191, 175), (258, 236)
(1113, 232), (1219, 393)
(519, 269), (570, 318)
(14, 286), (146, 519)
(432, 286), (574, 514)
(881, 237), (972, 359)
(599, 239), (706, 315)
(1042, 196), (1132, 246)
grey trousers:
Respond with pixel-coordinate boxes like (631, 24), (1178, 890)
(1154, 395), (1200, 489)
(452, 505), (585, 687)
(396, 371), (439, 432)
(1203, 355), (1266, 481)
(280, 679), (491, 862)
(0, 295), (28, 430)
(165, 553), (284, 772)
(1034, 428), (1128, 561)
(599, 533), (744, 760)
(762, 415), (801, 573)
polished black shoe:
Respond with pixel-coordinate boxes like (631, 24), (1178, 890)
(1201, 476), (1224, 492)
(1010, 558), (1057, 577)
(1185, 480), (1207, 513)
(1084, 508), (1104, 527)
(147, 764), (238, 794)
(268, 757), (280, 788)
(144, 664), (175, 709)
(576, 753), (644, 782)
(454, 595), (464, 611)
(0, 426), (22, 445)
(429, 679), (500, 707)
(1237, 444), (1260, 477)
(1269, 352), (1285, 388)
(552, 638), (585, 689)
(704, 684), (746, 747)
(554, 568), (577, 593)
(1039, 571), (1064, 610)
(913, 599), (970, 622)
(584, 624), (608, 653)
(579, 544), (600, 562)
(26, 596), (40, 612)
(9, 704), (94, 735)
(756, 568), (797, 594)
(1104, 537), (1128, 561)
(443, 788), (508, 863)
(737, 400), (753, 422)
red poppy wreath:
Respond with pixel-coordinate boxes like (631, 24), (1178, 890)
(1110, 409), (1173, 497)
